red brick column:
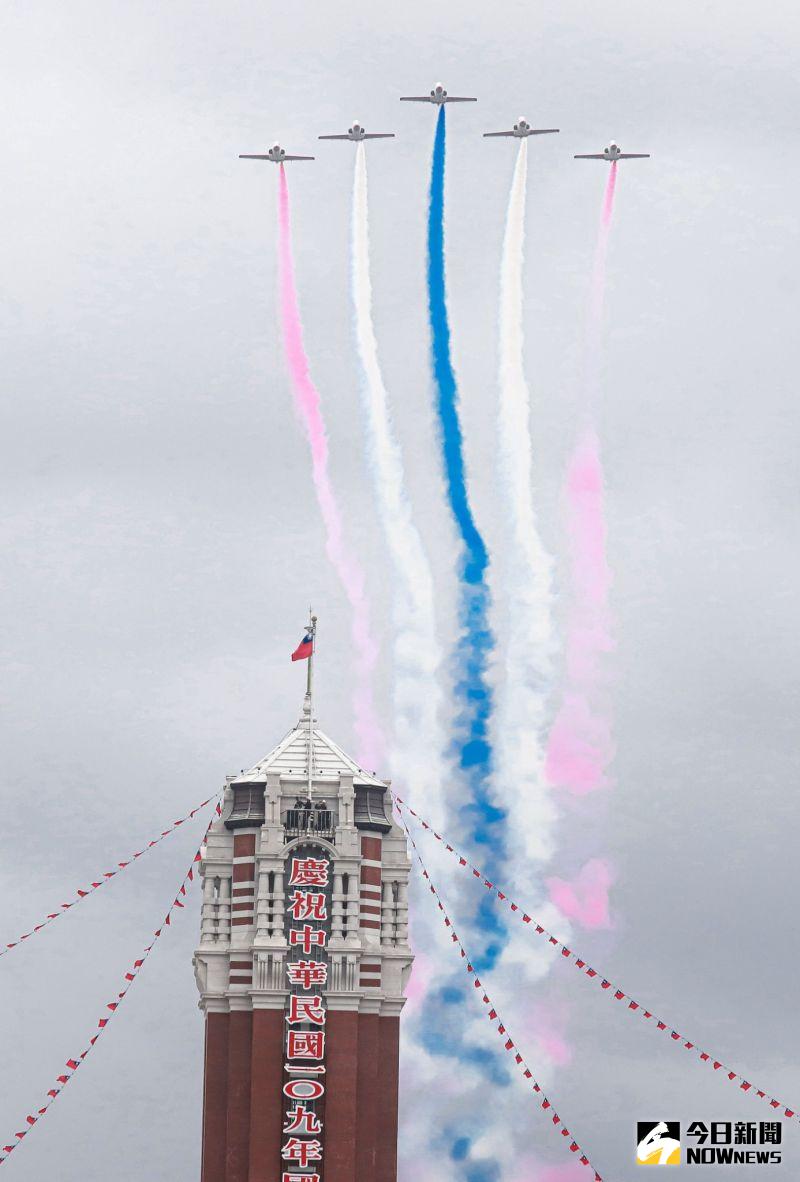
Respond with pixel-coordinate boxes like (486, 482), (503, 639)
(248, 1009), (284, 1182)
(232, 833), (256, 939)
(201, 1011), (229, 1182)
(323, 1010), (359, 1182)
(225, 1009), (253, 1182)
(359, 835), (383, 937)
(375, 1016), (401, 1182)
(356, 1012), (380, 1182)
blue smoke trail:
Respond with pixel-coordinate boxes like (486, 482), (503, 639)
(427, 107), (506, 960)
(410, 106), (514, 1182)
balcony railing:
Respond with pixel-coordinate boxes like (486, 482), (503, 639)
(284, 808), (336, 843)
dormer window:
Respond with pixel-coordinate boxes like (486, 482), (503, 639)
(227, 783), (265, 829)
(354, 786), (392, 833)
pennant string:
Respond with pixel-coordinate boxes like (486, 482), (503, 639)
(393, 793), (798, 1123)
(397, 809), (604, 1180)
(1, 794), (219, 958)
(0, 801), (221, 1165)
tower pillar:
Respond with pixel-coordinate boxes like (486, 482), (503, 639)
(201, 1008), (229, 1182)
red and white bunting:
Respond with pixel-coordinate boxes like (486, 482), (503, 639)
(394, 795), (799, 1125)
(0, 801), (223, 1165)
(1, 794), (219, 958)
(398, 813), (604, 1181)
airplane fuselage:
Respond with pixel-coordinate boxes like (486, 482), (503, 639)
(400, 83), (476, 105)
(239, 143), (315, 163)
(574, 142), (649, 162)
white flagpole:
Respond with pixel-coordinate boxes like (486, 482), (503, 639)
(306, 610), (317, 796)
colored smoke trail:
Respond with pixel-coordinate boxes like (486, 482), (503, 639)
(350, 146), (450, 1140)
(405, 104), (512, 1182)
(588, 161), (618, 365)
(495, 137), (556, 863)
(545, 431), (614, 793)
(545, 163), (617, 797)
(351, 143), (445, 823)
(546, 857), (614, 929)
(489, 138), (576, 1175)
(427, 107), (501, 869)
(277, 166), (382, 767)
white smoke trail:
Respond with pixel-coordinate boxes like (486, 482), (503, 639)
(351, 142), (451, 1176)
(351, 143), (446, 824)
(488, 139), (573, 1172)
(494, 139), (558, 874)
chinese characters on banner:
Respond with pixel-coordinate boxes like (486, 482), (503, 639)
(685, 1120), (783, 1165)
(282, 853), (331, 1182)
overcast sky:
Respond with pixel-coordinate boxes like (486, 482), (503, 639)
(1, 1), (799, 1179)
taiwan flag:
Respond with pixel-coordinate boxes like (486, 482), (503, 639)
(291, 632), (314, 662)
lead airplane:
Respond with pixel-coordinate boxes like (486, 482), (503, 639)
(484, 117), (559, 139)
(318, 122), (395, 142)
(574, 142), (650, 161)
(400, 83), (476, 105)
(238, 143), (314, 163)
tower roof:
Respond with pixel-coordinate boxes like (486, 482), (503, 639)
(235, 699), (386, 788)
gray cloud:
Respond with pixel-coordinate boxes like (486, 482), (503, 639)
(1, 1), (799, 1178)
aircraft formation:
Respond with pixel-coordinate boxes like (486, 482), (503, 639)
(238, 82), (650, 165)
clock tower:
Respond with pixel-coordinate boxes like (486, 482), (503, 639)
(194, 684), (413, 1182)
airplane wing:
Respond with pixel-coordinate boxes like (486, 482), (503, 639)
(528, 128), (559, 134)
(400, 96), (433, 102)
(239, 153), (271, 159)
(318, 135), (352, 140)
(618, 152), (650, 159)
(445, 96), (477, 102)
(483, 131), (515, 137)
(574, 153), (606, 159)
(363, 133), (396, 139)
(282, 154), (315, 161)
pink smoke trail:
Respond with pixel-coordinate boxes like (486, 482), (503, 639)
(547, 857), (614, 929)
(277, 166), (383, 767)
(545, 429), (614, 794)
(546, 165), (617, 799)
(512, 1158), (588, 1182)
(530, 996), (573, 1067)
(538, 1166), (589, 1182)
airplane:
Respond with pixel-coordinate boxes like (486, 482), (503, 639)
(574, 142), (650, 162)
(484, 117), (559, 139)
(238, 143), (314, 163)
(400, 83), (476, 105)
(318, 122), (395, 142)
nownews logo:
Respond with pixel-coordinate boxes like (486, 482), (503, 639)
(637, 1120), (783, 1166)
(637, 1122), (681, 1166)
